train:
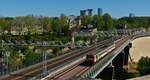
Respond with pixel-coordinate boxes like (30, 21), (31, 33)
(85, 36), (128, 65)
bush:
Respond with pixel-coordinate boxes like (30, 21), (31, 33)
(137, 56), (150, 75)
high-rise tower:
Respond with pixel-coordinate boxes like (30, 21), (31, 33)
(80, 10), (86, 16)
(87, 9), (93, 16)
(98, 8), (103, 16)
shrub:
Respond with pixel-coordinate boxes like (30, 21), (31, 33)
(137, 56), (150, 75)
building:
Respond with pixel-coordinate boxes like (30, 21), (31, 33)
(78, 25), (97, 37)
(80, 10), (86, 16)
(68, 15), (81, 29)
(98, 8), (103, 16)
(129, 13), (135, 18)
(87, 9), (93, 16)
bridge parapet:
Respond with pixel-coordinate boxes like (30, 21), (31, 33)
(80, 32), (150, 79)
(81, 39), (131, 78)
(132, 32), (150, 40)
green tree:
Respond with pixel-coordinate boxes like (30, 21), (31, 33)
(24, 49), (42, 66)
(145, 18), (150, 31)
(51, 17), (61, 34)
(115, 19), (127, 29)
(59, 14), (69, 35)
(81, 15), (92, 26)
(92, 15), (104, 31)
(137, 56), (150, 75)
(40, 17), (52, 33)
(103, 13), (113, 30)
(0, 19), (12, 34)
(8, 52), (24, 71)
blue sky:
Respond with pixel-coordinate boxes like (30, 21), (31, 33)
(0, 0), (149, 18)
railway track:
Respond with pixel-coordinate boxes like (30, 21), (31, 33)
(50, 63), (81, 80)
(0, 38), (117, 80)
(46, 41), (115, 80)
(80, 36), (130, 78)
(54, 66), (90, 80)
(45, 36), (133, 80)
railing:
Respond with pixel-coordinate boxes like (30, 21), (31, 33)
(132, 32), (150, 40)
(80, 32), (150, 78)
(81, 40), (130, 78)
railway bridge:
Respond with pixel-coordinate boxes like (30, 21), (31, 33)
(40, 32), (150, 80)
(0, 31), (150, 80)
(80, 32), (150, 80)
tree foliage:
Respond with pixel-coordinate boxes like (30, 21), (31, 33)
(92, 15), (104, 30)
(119, 17), (150, 29)
(103, 13), (113, 30)
(81, 15), (92, 26)
(24, 49), (42, 66)
(137, 56), (150, 75)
